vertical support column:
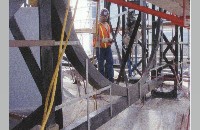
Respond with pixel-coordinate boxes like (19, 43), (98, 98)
(158, 8), (163, 77)
(146, 6), (149, 64)
(140, 0), (147, 73)
(51, 0), (64, 128)
(180, 27), (184, 87)
(122, 0), (126, 81)
(86, 59), (90, 130)
(159, 8), (163, 66)
(174, 25), (179, 92)
(39, 0), (55, 128)
(188, 29), (190, 91)
(122, 1), (126, 59)
(151, 4), (156, 79)
(39, 0), (63, 128)
(39, 0), (53, 101)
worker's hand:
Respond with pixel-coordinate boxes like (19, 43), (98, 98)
(108, 38), (114, 43)
(102, 38), (110, 43)
(102, 38), (114, 43)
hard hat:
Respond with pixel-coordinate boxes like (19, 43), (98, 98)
(100, 8), (109, 17)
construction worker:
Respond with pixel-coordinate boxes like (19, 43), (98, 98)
(122, 14), (141, 79)
(92, 8), (114, 82)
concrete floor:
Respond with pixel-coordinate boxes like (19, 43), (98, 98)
(61, 66), (190, 130)
(97, 97), (189, 130)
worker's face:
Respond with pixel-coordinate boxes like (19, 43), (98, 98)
(100, 15), (109, 22)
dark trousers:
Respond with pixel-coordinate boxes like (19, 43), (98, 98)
(96, 47), (114, 82)
(127, 56), (132, 77)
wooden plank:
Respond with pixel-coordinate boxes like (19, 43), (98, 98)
(9, 40), (80, 47)
(10, 40), (55, 47)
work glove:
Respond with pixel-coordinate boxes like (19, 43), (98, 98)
(108, 38), (114, 43)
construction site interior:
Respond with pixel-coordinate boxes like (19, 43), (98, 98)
(9, 0), (190, 130)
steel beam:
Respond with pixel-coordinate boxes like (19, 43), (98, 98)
(162, 31), (178, 78)
(162, 34), (176, 78)
(174, 25), (179, 91)
(162, 33), (175, 56)
(140, 0), (147, 73)
(151, 4), (156, 80)
(121, 1), (126, 82)
(39, 0), (63, 128)
(159, 8), (164, 66)
(179, 27), (184, 86)
(51, 0), (67, 127)
(122, 1), (126, 63)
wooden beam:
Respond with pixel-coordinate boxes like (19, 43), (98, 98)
(9, 40), (80, 47)
(75, 28), (92, 33)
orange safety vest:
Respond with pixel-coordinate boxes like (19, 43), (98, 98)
(93, 22), (111, 48)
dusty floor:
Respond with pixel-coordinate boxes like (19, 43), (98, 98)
(97, 96), (189, 130)
(61, 66), (190, 130)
